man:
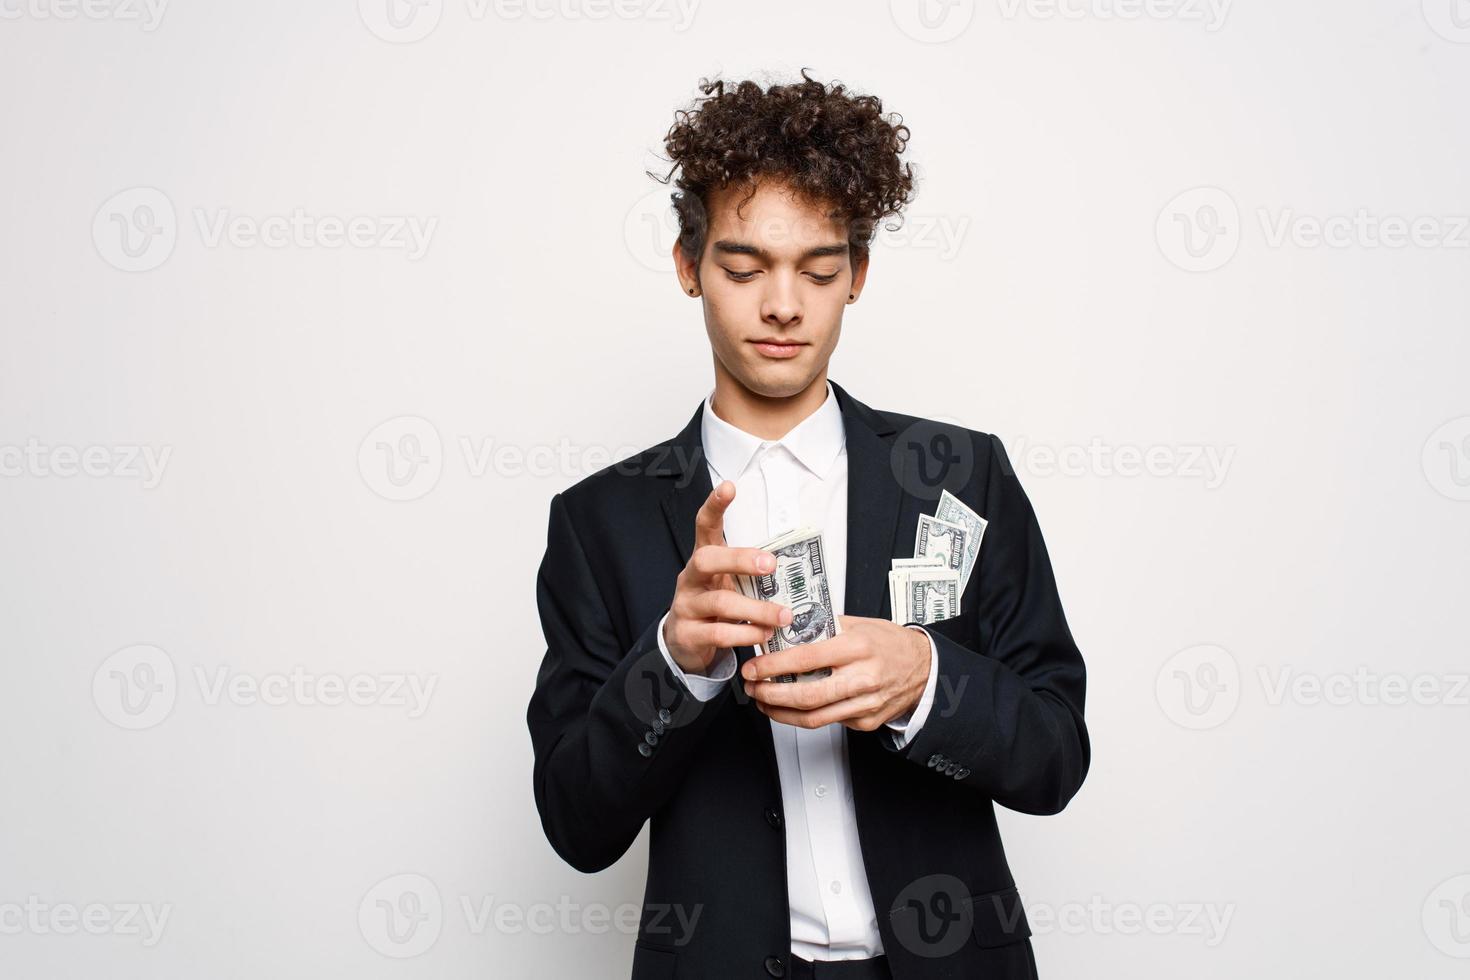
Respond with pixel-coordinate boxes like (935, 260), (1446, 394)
(526, 71), (1089, 979)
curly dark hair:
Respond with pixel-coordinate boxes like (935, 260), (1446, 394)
(649, 68), (917, 273)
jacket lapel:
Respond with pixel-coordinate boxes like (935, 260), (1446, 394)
(829, 380), (903, 622)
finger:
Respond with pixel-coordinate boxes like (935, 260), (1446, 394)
(744, 666), (877, 711)
(691, 620), (772, 650)
(741, 635), (858, 682)
(755, 691), (887, 731)
(688, 545), (776, 583)
(693, 480), (735, 549)
(690, 589), (792, 629)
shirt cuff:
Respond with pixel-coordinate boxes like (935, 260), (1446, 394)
(656, 609), (737, 702)
(884, 625), (940, 749)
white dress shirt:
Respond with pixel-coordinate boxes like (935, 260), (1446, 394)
(655, 379), (940, 961)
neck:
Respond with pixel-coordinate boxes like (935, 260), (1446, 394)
(709, 361), (830, 440)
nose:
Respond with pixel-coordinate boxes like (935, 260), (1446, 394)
(760, 271), (802, 327)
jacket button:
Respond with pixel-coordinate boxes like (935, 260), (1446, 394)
(764, 807), (782, 829)
(943, 762), (957, 775)
(637, 742), (653, 757)
(657, 708), (672, 724)
(652, 719), (666, 735)
(644, 731), (659, 746)
(927, 754), (942, 768)
(763, 954), (785, 977)
(955, 767), (970, 779)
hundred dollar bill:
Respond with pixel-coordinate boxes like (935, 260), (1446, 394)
(893, 565), (961, 625)
(888, 556), (943, 623)
(735, 526), (839, 683)
(914, 514), (967, 582)
(935, 488), (987, 593)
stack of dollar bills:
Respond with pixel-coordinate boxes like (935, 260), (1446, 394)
(735, 526), (839, 683)
(888, 489), (988, 626)
(734, 491), (988, 682)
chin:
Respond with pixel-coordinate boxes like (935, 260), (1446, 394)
(738, 364), (816, 399)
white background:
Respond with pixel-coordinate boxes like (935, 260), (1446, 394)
(2, 1), (1468, 977)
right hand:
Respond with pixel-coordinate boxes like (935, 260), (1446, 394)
(663, 480), (794, 676)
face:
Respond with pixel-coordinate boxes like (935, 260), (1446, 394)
(674, 177), (867, 400)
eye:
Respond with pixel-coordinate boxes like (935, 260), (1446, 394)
(724, 268), (758, 282)
(807, 272), (839, 284)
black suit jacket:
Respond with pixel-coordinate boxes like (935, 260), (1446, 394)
(526, 380), (1089, 980)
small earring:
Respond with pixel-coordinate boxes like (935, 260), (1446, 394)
(848, 293), (854, 299)
(689, 288), (697, 295)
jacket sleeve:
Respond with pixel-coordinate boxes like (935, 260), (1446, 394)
(881, 434), (1091, 816)
(526, 491), (734, 873)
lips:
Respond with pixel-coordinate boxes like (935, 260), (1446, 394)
(749, 339), (807, 359)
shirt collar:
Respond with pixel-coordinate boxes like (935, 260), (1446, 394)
(701, 379), (845, 483)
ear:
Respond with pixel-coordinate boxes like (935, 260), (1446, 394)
(673, 240), (701, 296)
(847, 250), (870, 302)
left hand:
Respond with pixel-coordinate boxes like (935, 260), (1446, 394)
(740, 614), (930, 731)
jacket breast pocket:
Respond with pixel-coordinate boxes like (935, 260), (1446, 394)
(631, 939), (677, 980)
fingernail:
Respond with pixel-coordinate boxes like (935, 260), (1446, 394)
(780, 607), (792, 625)
(758, 554), (774, 572)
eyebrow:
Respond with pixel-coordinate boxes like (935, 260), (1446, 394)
(711, 240), (848, 262)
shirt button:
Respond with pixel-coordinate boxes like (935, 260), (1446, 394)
(764, 806), (783, 829)
(764, 955), (785, 977)
(830, 880), (842, 894)
(813, 783), (828, 799)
